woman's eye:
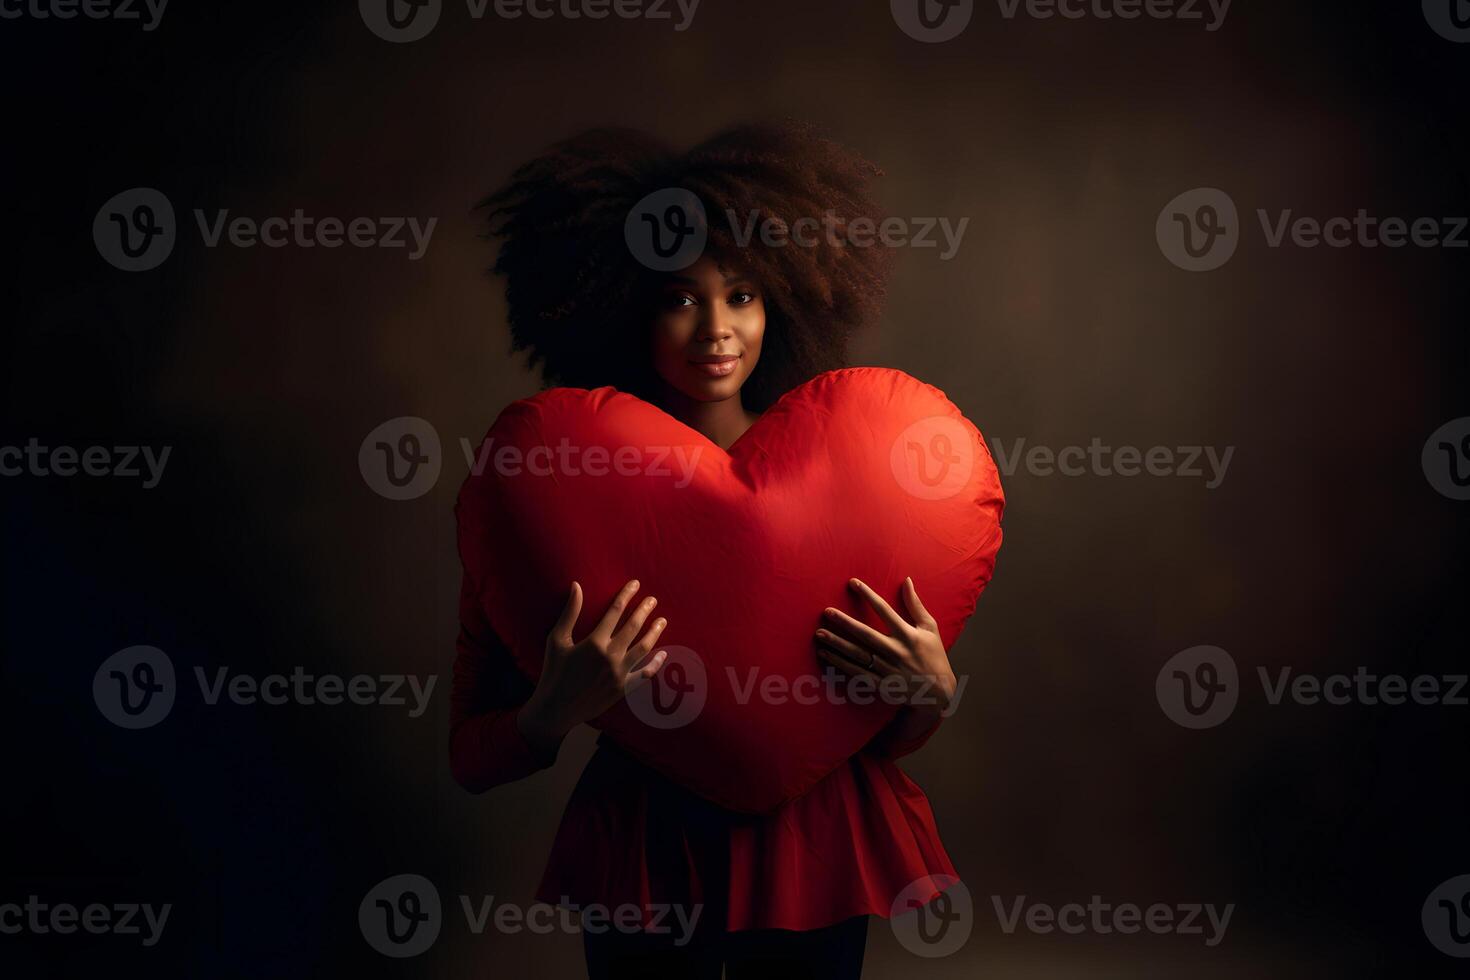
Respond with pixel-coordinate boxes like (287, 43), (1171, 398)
(730, 290), (755, 305)
(663, 294), (696, 309)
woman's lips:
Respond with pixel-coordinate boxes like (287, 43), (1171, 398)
(690, 354), (740, 378)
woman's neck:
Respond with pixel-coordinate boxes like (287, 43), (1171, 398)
(661, 390), (758, 450)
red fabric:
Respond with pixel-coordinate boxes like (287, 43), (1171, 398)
(455, 367), (1004, 813)
(449, 588), (960, 932)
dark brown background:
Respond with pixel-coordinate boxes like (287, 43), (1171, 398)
(3, 1), (1467, 977)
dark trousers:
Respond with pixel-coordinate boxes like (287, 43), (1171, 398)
(583, 914), (869, 980)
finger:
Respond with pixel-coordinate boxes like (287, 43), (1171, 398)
(816, 642), (870, 679)
(822, 606), (902, 664)
(613, 595), (659, 651)
(551, 581), (583, 648)
(627, 633), (669, 676)
(847, 578), (913, 635)
(592, 579), (641, 641)
(815, 629), (900, 676)
(901, 576), (939, 630)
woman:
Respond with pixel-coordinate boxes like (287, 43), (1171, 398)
(451, 122), (966, 979)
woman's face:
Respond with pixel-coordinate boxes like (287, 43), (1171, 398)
(650, 255), (765, 405)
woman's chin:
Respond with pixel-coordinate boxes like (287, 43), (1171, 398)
(678, 373), (745, 402)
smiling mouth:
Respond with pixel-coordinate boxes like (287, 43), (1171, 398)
(689, 354), (740, 378)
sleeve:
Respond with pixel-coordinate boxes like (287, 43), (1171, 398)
(863, 707), (944, 761)
(448, 571), (560, 793)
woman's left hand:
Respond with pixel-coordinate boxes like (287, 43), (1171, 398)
(814, 577), (958, 717)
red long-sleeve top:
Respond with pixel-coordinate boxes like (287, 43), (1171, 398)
(449, 574), (959, 932)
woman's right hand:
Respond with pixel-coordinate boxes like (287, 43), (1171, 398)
(516, 579), (669, 756)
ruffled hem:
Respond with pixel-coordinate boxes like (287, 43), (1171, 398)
(534, 741), (958, 933)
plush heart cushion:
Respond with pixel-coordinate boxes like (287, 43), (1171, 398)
(456, 367), (1004, 813)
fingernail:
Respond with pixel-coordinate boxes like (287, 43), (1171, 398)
(656, 618), (666, 628)
(629, 579), (640, 590)
(815, 629), (828, 638)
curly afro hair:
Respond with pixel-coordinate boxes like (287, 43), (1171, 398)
(478, 121), (894, 412)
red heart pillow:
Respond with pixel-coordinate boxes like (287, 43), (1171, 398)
(455, 367), (1004, 813)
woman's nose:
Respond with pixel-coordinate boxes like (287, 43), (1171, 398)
(696, 305), (735, 342)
